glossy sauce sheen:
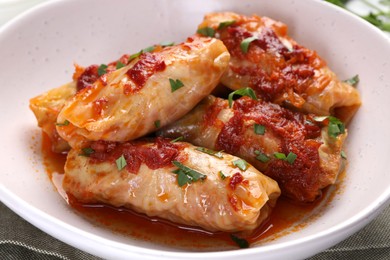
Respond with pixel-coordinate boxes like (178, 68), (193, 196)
(88, 137), (183, 174)
(41, 132), (337, 249)
(76, 65), (99, 91)
(75, 54), (131, 92)
(219, 19), (324, 104)
(126, 52), (166, 92)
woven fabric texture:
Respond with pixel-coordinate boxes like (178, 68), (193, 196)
(1, 202), (389, 259)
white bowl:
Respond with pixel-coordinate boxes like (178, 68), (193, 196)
(0, 0), (389, 259)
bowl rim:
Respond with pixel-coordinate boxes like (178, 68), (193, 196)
(1, 0), (390, 258)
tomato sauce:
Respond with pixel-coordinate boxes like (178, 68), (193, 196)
(88, 137), (183, 174)
(41, 132), (341, 250)
(74, 53), (131, 92)
(125, 52), (166, 93)
(218, 18), (325, 106)
(76, 65), (99, 91)
(216, 97), (325, 202)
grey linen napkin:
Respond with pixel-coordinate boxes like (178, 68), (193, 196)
(1, 202), (389, 259)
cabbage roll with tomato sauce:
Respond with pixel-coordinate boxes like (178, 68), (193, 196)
(56, 36), (230, 149)
(30, 82), (76, 153)
(63, 137), (280, 232)
(29, 53), (141, 153)
(197, 12), (361, 123)
(158, 96), (346, 202)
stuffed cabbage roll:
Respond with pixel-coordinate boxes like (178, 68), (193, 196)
(30, 82), (76, 153)
(159, 95), (346, 202)
(197, 12), (361, 122)
(63, 137), (280, 232)
(56, 36), (230, 149)
(29, 54), (135, 153)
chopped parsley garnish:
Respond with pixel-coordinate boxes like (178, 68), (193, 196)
(254, 150), (270, 163)
(286, 152), (297, 164)
(154, 120), (161, 128)
(197, 27), (216, 37)
(128, 45), (158, 63)
(79, 147), (95, 157)
(230, 234), (249, 248)
(97, 64), (108, 76)
(232, 159), (248, 171)
(228, 87), (258, 108)
(160, 41), (175, 47)
(142, 45), (155, 53)
(116, 61), (125, 69)
(254, 124), (265, 135)
(314, 116), (345, 138)
(343, 74), (359, 87)
(169, 78), (184, 92)
(128, 51), (142, 61)
(274, 152), (297, 164)
(171, 136), (184, 143)
(274, 152), (287, 160)
(116, 155), (127, 171)
(195, 147), (224, 158)
(56, 120), (70, 126)
(218, 20), (236, 30)
(240, 36), (257, 53)
(172, 161), (207, 187)
(328, 120), (345, 137)
(341, 150), (347, 160)
(219, 170), (227, 180)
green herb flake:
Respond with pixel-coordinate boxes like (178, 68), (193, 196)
(171, 136), (184, 143)
(230, 234), (249, 248)
(328, 116), (345, 138)
(254, 150), (270, 163)
(197, 27), (216, 37)
(116, 155), (127, 171)
(228, 87), (258, 108)
(254, 124), (265, 135)
(56, 120), (70, 126)
(328, 123), (341, 137)
(176, 171), (191, 187)
(314, 116), (345, 138)
(142, 45), (155, 53)
(79, 147), (95, 157)
(240, 36), (257, 53)
(274, 152), (287, 160)
(128, 51), (142, 61)
(219, 170), (227, 180)
(97, 64), (108, 76)
(116, 61), (125, 69)
(196, 147), (224, 159)
(160, 41), (175, 47)
(169, 78), (184, 92)
(232, 159), (248, 171)
(218, 20), (236, 30)
(343, 74), (359, 87)
(286, 152), (297, 164)
(172, 161), (207, 187)
(341, 150), (347, 160)
(154, 120), (161, 129)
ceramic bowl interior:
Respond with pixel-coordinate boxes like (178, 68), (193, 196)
(0, 0), (389, 259)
